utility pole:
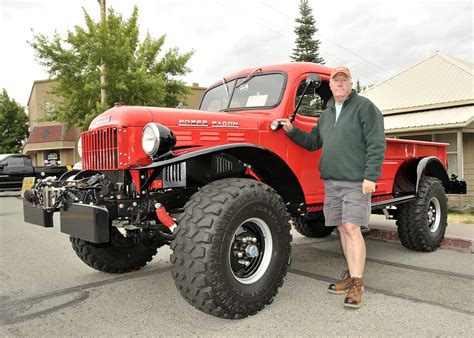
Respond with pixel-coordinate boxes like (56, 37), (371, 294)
(99, 0), (107, 105)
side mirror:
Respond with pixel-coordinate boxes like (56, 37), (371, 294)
(306, 73), (321, 88)
(271, 73), (323, 131)
(0, 163), (6, 169)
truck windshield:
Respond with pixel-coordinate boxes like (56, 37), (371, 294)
(200, 73), (285, 112)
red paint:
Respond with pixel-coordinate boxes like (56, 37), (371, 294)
(150, 180), (163, 189)
(245, 167), (262, 182)
(129, 170), (142, 196)
(155, 204), (176, 228)
(81, 62), (449, 204)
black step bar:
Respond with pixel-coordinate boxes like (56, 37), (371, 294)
(371, 195), (416, 210)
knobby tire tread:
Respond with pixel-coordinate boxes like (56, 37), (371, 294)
(396, 176), (447, 252)
(70, 235), (157, 273)
(170, 178), (292, 319)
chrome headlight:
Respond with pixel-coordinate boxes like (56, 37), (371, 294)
(142, 123), (176, 157)
(142, 124), (161, 156)
(77, 136), (83, 158)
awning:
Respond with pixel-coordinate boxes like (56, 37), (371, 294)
(383, 105), (473, 133)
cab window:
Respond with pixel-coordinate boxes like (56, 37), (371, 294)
(7, 157), (24, 167)
(200, 73), (285, 112)
(295, 80), (331, 117)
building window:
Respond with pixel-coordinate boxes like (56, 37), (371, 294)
(44, 151), (61, 166)
(434, 133), (457, 176)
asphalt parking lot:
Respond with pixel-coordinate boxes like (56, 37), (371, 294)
(1, 192), (473, 336)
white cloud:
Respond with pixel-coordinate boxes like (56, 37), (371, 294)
(0, 0), (472, 105)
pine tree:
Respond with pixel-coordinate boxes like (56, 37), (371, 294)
(355, 79), (367, 93)
(30, 6), (193, 130)
(291, 0), (324, 64)
(0, 89), (29, 153)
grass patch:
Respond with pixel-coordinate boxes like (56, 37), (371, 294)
(448, 211), (474, 224)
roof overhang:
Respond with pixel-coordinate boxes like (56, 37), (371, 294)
(382, 100), (474, 116)
(384, 105), (474, 133)
(23, 141), (76, 152)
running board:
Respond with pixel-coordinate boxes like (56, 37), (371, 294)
(371, 195), (416, 209)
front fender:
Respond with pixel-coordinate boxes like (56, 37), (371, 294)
(141, 143), (306, 208)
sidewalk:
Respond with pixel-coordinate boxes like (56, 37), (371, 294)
(368, 214), (474, 253)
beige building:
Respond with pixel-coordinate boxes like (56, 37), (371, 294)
(184, 83), (207, 109)
(362, 53), (473, 210)
(23, 79), (207, 166)
(23, 79), (79, 167)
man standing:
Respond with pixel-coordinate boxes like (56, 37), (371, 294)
(279, 66), (385, 309)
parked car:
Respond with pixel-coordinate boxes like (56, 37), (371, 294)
(22, 62), (466, 319)
(0, 154), (68, 191)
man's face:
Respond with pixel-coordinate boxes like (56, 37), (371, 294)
(329, 73), (352, 100)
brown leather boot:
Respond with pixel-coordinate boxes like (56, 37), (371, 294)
(328, 270), (351, 294)
(344, 277), (364, 309)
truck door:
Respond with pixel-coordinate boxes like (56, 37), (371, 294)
(286, 74), (332, 204)
(0, 156), (29, 190)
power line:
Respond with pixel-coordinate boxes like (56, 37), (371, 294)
(215, 0), (381, 84)
(254, 0), (385, 71)
(212, 0), (381, 84)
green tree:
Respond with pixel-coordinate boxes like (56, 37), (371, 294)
(30, 6), (193, 130)
(0, 89), (29, 153)
(291, 0), (324, 64)
(355, 79), (367, 93)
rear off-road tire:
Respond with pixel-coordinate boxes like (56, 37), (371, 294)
(294, 212), (335, 238)
(170, 178), (292, 319)
(70, 228), (157, 273)
(396, 176), (447, 252)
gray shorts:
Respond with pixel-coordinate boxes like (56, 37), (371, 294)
(323, 180), (371, 227)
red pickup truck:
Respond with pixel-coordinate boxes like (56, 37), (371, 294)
(23, 62), (466, 319)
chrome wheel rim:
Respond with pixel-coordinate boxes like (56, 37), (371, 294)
(427, 197), (441, 233)
(229, 217), (272, 284)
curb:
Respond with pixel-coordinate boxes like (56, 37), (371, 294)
(367, 228), (473, 253)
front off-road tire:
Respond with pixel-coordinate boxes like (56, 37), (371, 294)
(170, 178), (292, 319)
(396, 176), (448, 252)
(70, 228), (157, 273)
(294, 212), (335, 238)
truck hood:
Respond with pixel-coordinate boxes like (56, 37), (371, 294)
(89, 106), (264, 130)
(148, 107), (263, 148)
(88, 105), (266, 148)
(88, 106), (153, 130)
(147, 107), (262, 130)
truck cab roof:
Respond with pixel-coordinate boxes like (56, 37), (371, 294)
(0, 154), (28, 161)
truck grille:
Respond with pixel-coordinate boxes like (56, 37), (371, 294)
(82, 127), (119, 170)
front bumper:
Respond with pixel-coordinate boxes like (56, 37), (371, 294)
(23, 199), (53, 227)
(23, 200), (110, 243)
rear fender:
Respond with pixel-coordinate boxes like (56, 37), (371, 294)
(393, 156), (450, 195)
(416, 156), (450, 193)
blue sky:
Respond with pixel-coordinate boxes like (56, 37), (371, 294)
(1, 0), (472, 105)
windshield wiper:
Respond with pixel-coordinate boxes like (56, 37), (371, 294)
(221, 77), (229, 97)
(235, 67), (262, 89)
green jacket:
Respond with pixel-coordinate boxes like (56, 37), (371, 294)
(287, 89), (386, 182)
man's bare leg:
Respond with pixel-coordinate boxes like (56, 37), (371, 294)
(328, 225), (352, 294)
(338, 224), (348, 263)
(338, 222), (366, 277)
